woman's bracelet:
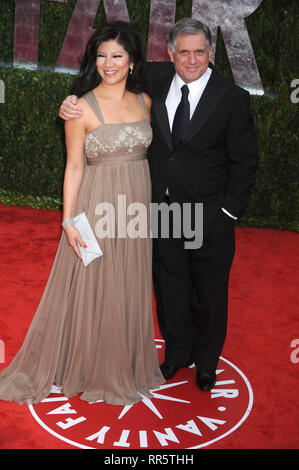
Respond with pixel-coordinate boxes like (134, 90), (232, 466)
(61, 217), (74, 230)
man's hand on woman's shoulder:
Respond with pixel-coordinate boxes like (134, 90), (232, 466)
(59, 95), (83, 121)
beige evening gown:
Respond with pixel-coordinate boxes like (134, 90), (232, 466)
(0, 91), (164, 405)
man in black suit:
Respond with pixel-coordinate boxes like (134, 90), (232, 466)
(59, 18), (258, 391)
(144, 18), (258, 390)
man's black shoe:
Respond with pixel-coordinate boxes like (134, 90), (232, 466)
(196, 370), (216, 391)
(160, 361), (193, 380)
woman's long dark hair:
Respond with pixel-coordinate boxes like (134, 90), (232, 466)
(72, 21), (145, 97)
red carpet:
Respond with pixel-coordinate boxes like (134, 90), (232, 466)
(0, 203), (298, 450)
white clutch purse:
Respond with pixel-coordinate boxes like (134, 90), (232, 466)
(72, 212), (103, 267)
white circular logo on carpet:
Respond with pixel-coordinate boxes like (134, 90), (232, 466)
(28, 340), (253, 449)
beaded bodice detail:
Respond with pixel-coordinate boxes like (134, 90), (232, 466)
(83, 91), (152, 165)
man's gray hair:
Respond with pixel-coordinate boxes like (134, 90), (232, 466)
(168, 18), (212, 51)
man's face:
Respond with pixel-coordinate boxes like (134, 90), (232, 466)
(168, 31), (213, 84)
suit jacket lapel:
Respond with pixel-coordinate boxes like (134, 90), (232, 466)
(183, 69), (229, 143)
(152, 72), (174, 151)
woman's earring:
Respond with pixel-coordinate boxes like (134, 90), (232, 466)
(129, 65), (134, 75)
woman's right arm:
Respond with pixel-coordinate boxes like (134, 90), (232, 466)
(62, 108), (87, 259)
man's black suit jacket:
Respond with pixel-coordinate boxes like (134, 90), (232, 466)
(143, 62), (259, 233)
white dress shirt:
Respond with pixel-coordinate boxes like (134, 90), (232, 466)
(165, 67), (237, 220)
(166, 67), (212, 129)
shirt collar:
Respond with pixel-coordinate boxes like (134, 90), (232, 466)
(174, 67), (212, 99)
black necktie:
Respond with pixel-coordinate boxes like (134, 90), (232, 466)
(171, 84), (190, 146)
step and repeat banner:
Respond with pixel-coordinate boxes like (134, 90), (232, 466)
(13, 0), (264, 94)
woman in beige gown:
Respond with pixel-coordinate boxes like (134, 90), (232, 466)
(0, 21), (164, 405)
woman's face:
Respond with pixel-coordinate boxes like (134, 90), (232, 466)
(96, 39), (133, 86)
